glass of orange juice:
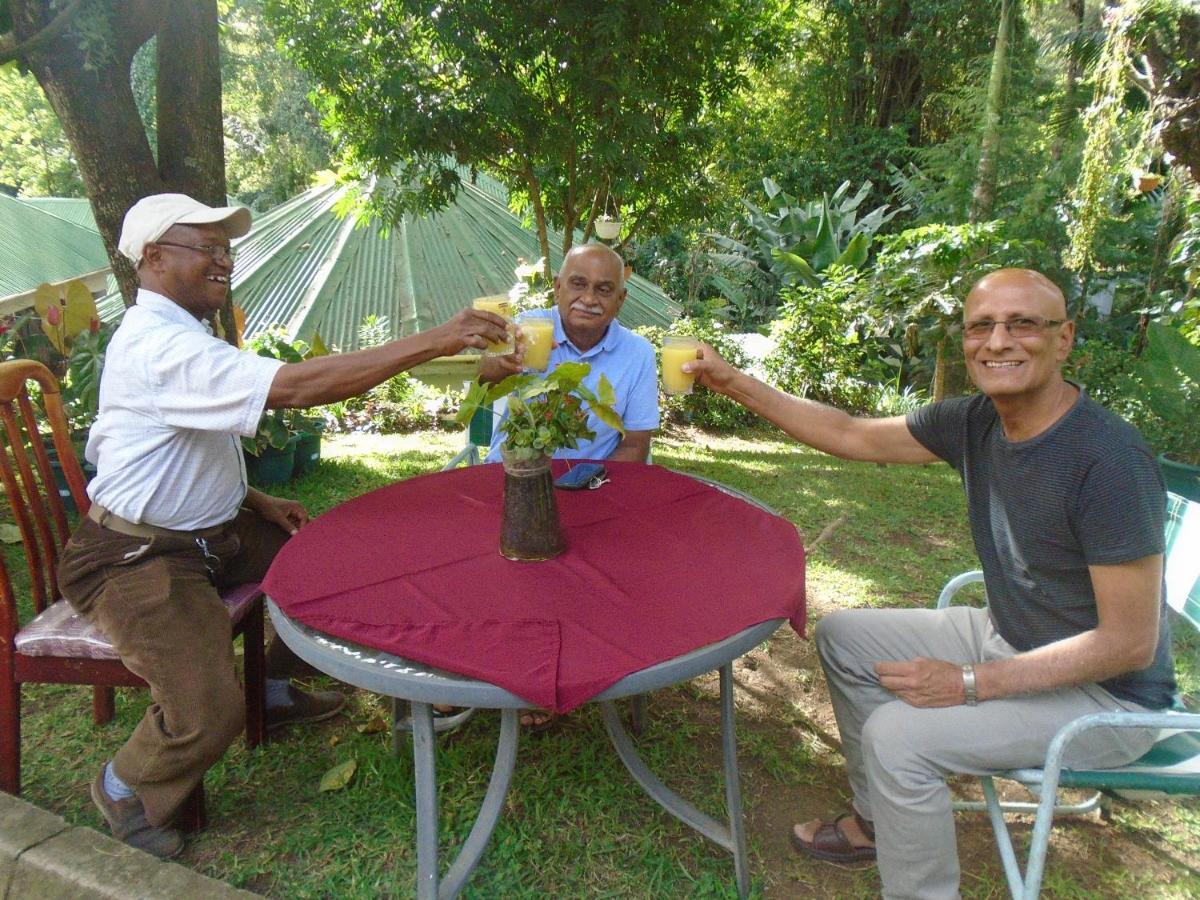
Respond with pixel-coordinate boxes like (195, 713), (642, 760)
(519, 311), (555, 371)
(473, 295), (515, 355)
(661, 334), (700, 395)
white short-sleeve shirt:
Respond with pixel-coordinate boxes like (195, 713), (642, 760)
(85, 289), (284, 529)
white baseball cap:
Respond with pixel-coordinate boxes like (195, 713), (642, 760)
(118, 193), (252, 266)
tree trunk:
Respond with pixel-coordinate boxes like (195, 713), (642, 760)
(524, 166), (553, 280)
(157, 0), (235, 340)
(9, 0), (230, 337)
(970, 0), (1015, 224)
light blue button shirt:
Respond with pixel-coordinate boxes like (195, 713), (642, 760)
(485, 307), (659, 461)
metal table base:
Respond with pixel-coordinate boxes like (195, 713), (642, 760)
(269, 600), (777, 898)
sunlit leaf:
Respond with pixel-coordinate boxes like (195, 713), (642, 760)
(33, 281), (96, 354)
(0, 524), (22, 543)
(356, 715), (388, 734)
(318, 758), (357, 792)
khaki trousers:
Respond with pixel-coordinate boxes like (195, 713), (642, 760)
(816, 606), (1157, 900)
(58, 507), (306, 826)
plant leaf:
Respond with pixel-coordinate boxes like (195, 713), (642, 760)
(318, 758), (357, 792)
(0, 524), (22, 543)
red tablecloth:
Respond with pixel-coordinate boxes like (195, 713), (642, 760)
(264, 462), (805, 712)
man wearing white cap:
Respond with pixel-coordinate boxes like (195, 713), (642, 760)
(57, 193), (508, 858)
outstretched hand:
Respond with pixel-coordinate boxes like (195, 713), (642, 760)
(682, 342), (741, 394)
(432, 308), (510, 355)
(875, 658), (968, 708)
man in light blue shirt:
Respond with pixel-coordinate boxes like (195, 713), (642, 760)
(482, 243), (658, 462)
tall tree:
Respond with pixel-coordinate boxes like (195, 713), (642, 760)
(970, 0), (1018, 222)
(0, 0), (230, 325)
(267, 0), (777, 271)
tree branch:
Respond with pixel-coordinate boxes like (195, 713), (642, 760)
(0, 0), (92, 66)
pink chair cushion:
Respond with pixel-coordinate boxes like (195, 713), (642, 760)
(14, 582), (262, 659)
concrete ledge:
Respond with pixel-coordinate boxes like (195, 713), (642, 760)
(0, 792), (257, 898)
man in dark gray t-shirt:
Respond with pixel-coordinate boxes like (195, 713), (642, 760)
(684, 268), (1173, 899)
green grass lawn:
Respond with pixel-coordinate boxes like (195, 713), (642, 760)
(8, 427), (1199, 898)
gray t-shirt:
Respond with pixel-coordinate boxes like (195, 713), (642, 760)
(907, 388), (1175, 709)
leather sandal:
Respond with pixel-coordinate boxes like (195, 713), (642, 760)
(789, 811), (876, 864)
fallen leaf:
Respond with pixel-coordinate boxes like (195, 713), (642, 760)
(356, 715), (388, 734)
(318, 758), (356, 792)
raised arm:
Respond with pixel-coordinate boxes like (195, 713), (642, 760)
(684, 343), (936, 464)
(267, 308), (507, 409)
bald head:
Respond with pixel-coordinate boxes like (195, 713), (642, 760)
(966, 269), (1066, 320)
(562, 243), (626, 290)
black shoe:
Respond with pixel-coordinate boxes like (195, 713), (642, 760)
(90, 771), (184, 860)
(265, 684), (346, 732)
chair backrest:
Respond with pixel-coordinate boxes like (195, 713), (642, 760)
(1164, 492), (1200, 633)
(0, 359), (91, 630)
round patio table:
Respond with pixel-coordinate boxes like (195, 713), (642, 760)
(264, 464), (805, 898)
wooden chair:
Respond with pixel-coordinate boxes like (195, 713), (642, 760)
(0, 359), (266, 829)
(937, 491), (1200, 898)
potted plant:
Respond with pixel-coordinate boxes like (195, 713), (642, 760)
(456, 362), (624, 560)
(240, 327), (332, 483)
(594, 214), (621, 241)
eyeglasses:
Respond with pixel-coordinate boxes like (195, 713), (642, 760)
(155, 240), (238, 263)
(962, 316), (1065, 341)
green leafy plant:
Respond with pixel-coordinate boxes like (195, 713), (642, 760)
(241, 327), (320, 455)
(455, 362), (623, 461)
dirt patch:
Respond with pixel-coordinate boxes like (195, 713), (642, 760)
(688, 591), (1200, 898)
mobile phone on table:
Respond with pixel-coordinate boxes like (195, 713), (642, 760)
(554, 463), (607, 490)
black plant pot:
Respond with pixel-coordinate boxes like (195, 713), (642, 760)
(499, 450), (565, 561)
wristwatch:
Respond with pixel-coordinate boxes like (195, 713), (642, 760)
(961, 664), (978, 706)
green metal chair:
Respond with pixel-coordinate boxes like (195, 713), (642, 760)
(441, 405), (495, 471)
(937, 491), (1200, 899)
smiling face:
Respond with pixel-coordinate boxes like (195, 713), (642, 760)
(554, 244), (627, 351)
(962, 269), (1074, 404)
(138, 222), (234, 321)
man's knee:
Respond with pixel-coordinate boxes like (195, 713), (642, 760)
(814, 607), (869, 665)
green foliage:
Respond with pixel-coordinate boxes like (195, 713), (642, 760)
(242, 327), (308, 454)
(457, 362), (624, 461)
(266, 0), (779, 245)
(0, 66), (83, 196)
(1069, 317), (1200, 465)
(60, 320), (113, 434)
(706, 178), (900, 329)
(636, 320), (759, 431)
(764, 268), (889, 413)
(221, 0), (331, 209)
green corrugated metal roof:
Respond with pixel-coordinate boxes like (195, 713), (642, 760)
(18, 197), (98, 232)
(0, 194), (108, 299)
(229, 171), (680, 350)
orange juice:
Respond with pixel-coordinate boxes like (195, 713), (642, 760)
(661, 335), (699, 395)
(520, 316), (555, 371)
(473, 295), (514, 355)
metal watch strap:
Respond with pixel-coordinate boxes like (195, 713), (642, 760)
(961, 664), (978, 706)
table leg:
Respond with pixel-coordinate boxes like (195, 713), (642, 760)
(412, 702), (439, 900)
(721, 663), (750, 898)
(600, 665), (751, 899)
(409, 704), (522, 900)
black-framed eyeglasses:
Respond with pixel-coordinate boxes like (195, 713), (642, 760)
(962, 316), (1066, 341)
(155, 240), (238, 263)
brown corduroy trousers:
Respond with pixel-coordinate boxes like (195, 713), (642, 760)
(57, 507), (306, 826)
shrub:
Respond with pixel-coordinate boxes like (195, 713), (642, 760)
(764, 269), (891, 413)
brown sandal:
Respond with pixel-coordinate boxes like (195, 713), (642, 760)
(789, 812), (876, 864)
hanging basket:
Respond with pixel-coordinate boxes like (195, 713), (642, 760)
(499, 449), (566, 561)
(594, 218), (621, 240)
